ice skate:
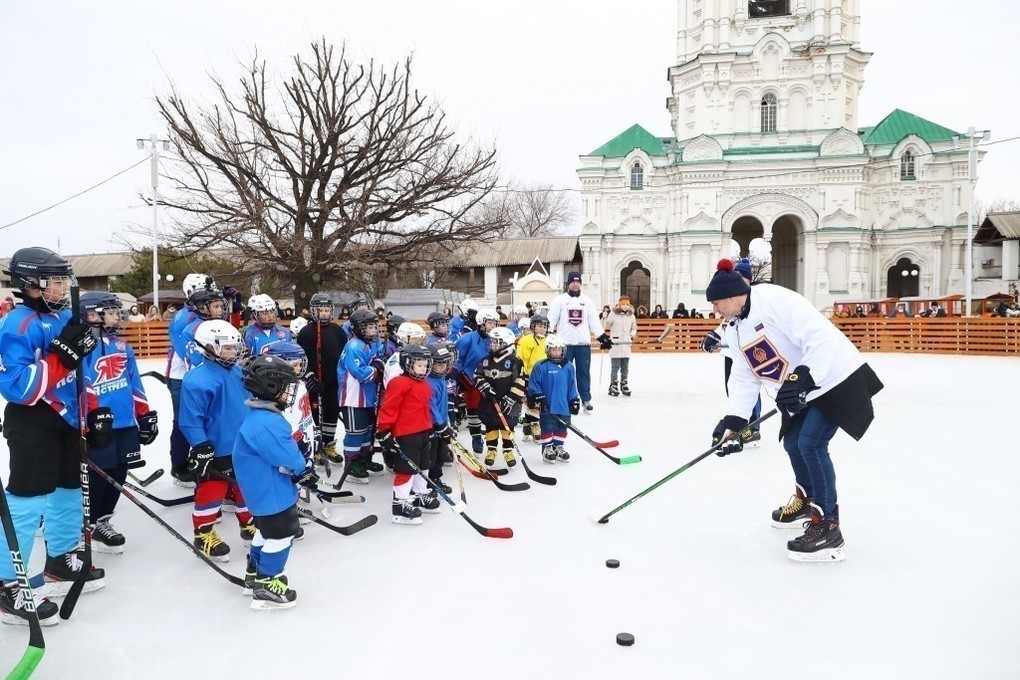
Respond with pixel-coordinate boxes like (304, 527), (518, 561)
(250, 574), (297, 610)
(771, 485), (811, 529)
(0, 580), (60, 627)
(239, 520), (256, 546)
(582, 401), (593, 413)
(242, 555), (258, 597)
(620, 379), (631, 396)
(345, 458), (371, 485)
(90, 514), (125, 555)
(414, 490), (442, 514)
(170, 463), (196, 488)
(787, 505), (846, 563)
(365, 459), (386, 477)
(608, 381), (620, 397)
(44, 550), (106, 596)
(542, 444), (558, 464)
(554, 445), (571, 463)
(484, 448), (497, 467)
(472, 434), (484, 454)
(194, 526), (231, 562)
(503, 446), (517, 468)
(429, 476), (453, 495)
(392, 495), (423, 526)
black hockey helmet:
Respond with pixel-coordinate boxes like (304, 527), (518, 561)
(443, 340), (459, 367)
(349, 296), (370, 313)
(242, 354), (301, 407)
(399, 344), (432, 381)
(188, 286), (226, 320)
(349, 309), (379, 342)
(3, 246), (76, 311)
(386, 314), (407, 336)
(426, 311), (450, 335)
(530, 313), (549, 336)
(310, 292), (334, 322)
(429, 342), (452, 377)
(80, 291), (123, 333)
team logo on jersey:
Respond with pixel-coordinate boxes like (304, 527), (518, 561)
(741, 337), (788, 383)
(567, 308), (584, 327)
(94, 354), (128, 384)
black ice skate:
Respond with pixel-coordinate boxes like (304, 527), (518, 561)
(392, 495), (423, 526)
(44, 550), (106, 597)
(429, 476), (453, 495)
(194, 526), (231, 562)
(0, 580), (60, 627)
(90, 514), (125, 555)
(365, 460), (386, 477)
(620, 380), (631, 396)
(582, 401), (594, 413)
(787, 504), (846, 563)
(170, 463), (196, 488)
(242, 556), (258, 597)
(240, 520), (256, 545)
(250, 574), (297, 611)
(542, 444), (558, 464)
(345, 458), (371, 485)
(740, 428), (762, 448)
(771, 485), (811, 529)
(414, 490), (442, 514)
(608, 381), (620, 397)
(554, 445), (571, 463)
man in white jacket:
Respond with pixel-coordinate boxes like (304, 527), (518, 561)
(705, 259), (882, 563)
(548, 272), (611, 412)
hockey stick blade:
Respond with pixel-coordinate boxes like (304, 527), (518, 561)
(591, 439), (619, 449)
(124, 482), (194, 507)
(456, 448), (530, 491)
(130, 468), (165, 487)
(656, 324), (674, 343)
(314, 487), (355, 499)
(295, 506), (378, 536)
(140, 370), (168, 385)
(464, 513), (513, 539)
(619, 455), (642, 465)
(521, 457), (556, 485)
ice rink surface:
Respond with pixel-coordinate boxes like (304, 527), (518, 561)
(2, 353), (1018, 679)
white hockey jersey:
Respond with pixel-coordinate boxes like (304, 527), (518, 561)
(725, 284), (864, 421)
(548, 292), (603, 346)
(284, 381), (316, 450)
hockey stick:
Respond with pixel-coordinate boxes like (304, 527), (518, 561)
(593, 409), (778, 524)
(60, 285), (91, 620)
(451, 439), (530, 492)
(88, 462), (244, 586)
(140, 370), (168, 385)
(314, 322), (331, 478)
(449, 439), (468, 505)
(0, 473), (46, 678)
(492, 403), (556, 486)
(128, 468), (164, 487)
(392, 443), (513, 539)
(656, 323), (674, 344)
(553, 416), (641, 466)
(123, 481), (194, 507)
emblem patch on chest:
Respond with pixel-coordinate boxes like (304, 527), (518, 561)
(741, 336), (788, 383)
(567, 308), (584, 327)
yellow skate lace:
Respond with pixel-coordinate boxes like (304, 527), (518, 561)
(778, 494), (804, 519)
(256, 577), (288, 596)
(198, 529), (224, 555)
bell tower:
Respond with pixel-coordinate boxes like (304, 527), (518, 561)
(668, 0), (870, 143)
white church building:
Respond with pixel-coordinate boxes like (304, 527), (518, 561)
(577, 0), (993, 312)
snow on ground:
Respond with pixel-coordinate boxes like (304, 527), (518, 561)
(1, 353), (1018, 679)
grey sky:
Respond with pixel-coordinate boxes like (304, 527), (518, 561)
(1, 0), (1017, 257)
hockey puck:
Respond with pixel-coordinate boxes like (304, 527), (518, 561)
(605, 559), (620, 569)
(616, 632), (635, 647)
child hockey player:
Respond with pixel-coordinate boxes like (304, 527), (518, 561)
(244, 294), (291, 356)
(527, 334), (580, 463)
(605, 296), (637, 397)
(426, 343), (456, 494)
(506, 305), (529, 337)
(474, 327), (526, 467)
(425, 311), (450, 345)
(297, 293), (345, 453)
(264, 343), (316, 463)
(383, 322), (427, 386)
(289, 316), (308, 340)
(340, 296), (371, 341)
(234, 354), (318, 609)
(0, 247), (103, 624)
(375, 345), (439, 525)
(180, 319), (252, 561)
(449, 298), (478, 340)
(516, 313), (549, 441)
(337, 309), (385, 483)
(455, 308), (499, 453)
(79, 291), (159, 554)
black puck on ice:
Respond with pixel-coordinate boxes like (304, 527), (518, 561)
(616, 632), (635, 646)
(605, 559), (620, 569)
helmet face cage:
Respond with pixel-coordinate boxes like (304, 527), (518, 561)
(444, 341), (459, 367)
(350, 310), (378, 342)
(190, 290), (226, 320)
(350, 297), (370, 313)
(206, 334), (246, 368)
(400, 347), (432, 380)
(488, 327), (516, 354)
(476, 309), (499, 336)
(37, 275), (77, 312)
(84, 302), (123, 334)
(427, 312), (449, 337)
(531, 315), (549, 338)
(429, 346), (452, 377)
(312, 303), (334, 322)
(545, 335), (567, 363)
(243, 356), (300, 408)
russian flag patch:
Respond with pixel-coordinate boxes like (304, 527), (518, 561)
(754, 322), (764, 332)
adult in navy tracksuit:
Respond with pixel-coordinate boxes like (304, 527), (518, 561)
(426, 344), (455, 493)
(234, 355), (318, 610)
(527, 334), (580, 464)
(180, 319), (251, 562)
(0, 248), (103, 624)
(454, 308), (499, 453)
(336, 310), (384, 483)
(78, 292), (159, 555)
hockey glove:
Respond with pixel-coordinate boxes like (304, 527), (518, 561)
(478, 383), (498, 402)
(86, 407), (115, 450)
(499, 395), (518, 416)
(776, 365), (816, 416)
(294, 459), (320, 490)
(596, 333), (613, 350)
(137, 411), (159, 446)
(126, 450), (146, 469)
(434, 422), (455, 442)
(700, 330), (722, 353)
(375, 430), (400, 458)
(187, 442), (216, 481)
(569, 398), (581, 416)
(369, 357), (386, 376)
(50, 322), (99, 369)
(527, 392), (545, 410)
(712, 415), (749, 457)
(303, 371), (320, 396)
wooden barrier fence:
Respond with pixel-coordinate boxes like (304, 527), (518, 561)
(117, 317), (1020, 360)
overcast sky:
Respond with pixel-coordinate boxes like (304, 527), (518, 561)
(1, 0), (1017, 257)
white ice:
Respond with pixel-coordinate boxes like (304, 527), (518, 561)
(2, 353), (1018, 679)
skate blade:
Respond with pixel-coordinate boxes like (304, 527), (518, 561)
(391, 516), (423, 526)
(346, 476), (371, 485)
(171, 479), (197, 489)
(198, 553), (230, 563)
(557, 457), (571, 463)
(419, 507), (442, 515)
(788, 546), (846, 563)
(250, 598), (297, 611)
(91, 543), (125, 555)
(0, 610), (61, 627)
(771, 520), (810, 530)
(367, 470), (385, 477)
(43, 578), (106, 598)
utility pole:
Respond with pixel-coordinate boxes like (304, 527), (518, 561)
(136, 134), (170, 310)
(954, 127), (990, 317)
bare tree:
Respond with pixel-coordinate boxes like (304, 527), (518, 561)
(976, 197), (1020, 223)
(152, 39), (503, 304)
(498, 183), (576, 238)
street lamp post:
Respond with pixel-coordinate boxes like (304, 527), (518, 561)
(953, 126), (991, 317)
(137, 134), (170, 310)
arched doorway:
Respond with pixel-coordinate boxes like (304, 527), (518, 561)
(731, 216), (765, 257)
(620, 260), (651, 313)
(771, 215), (803, 292)
(887, 257), (920, 297)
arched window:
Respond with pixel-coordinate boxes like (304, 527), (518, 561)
(748, 0), (790, 18)
(630, 162), (644, 190)
(760, 93), (778, 133)
(900, 150), (916, 180)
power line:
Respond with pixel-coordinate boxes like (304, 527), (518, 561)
(0, 158), (148, 231)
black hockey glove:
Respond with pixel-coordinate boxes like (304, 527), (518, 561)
(776, 365), (816, 416)
(294, 459), (320, 490)
(712, 416), (749, 457)
(187, 442), (216, 481)
(369, 357), (386, 376)
(86, 407), (115, 450)
(50, 322), (99, 369)
(527, 392), (545, 410)
(375, 430), (400, 458)
(126, 450), (146, 469)
(499, 394), (518, 416)
(596, 333), (613, 350)
(700, 330), (722, 353)
(137, 411), (158, 446)
(434, 422), (455, 442)
(303, 372), (320, 396)
(569, 398), (581, 416)
(478, 383), (498, 403)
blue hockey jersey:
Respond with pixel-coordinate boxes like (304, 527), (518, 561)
(233, 404), (306, 516)
(244, 324), (291, 356)
(527, 359), (579, 417)
(426, 375), (449, 426)
(455, 330), (489, 380)
(449, 315), (466, 340)
(83, 334), (149, 428)
(337, 337), (379, 408)
(167, 306), (203, 379)
(179, 361), (248, 455)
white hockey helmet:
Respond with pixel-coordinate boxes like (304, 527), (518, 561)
(544, 333), (567, 363)
(289, 316), (309, 339)
(476, 308), (499, 326)
(182, 273), (216, 297)
(247, 293), (276, 313)
(194, 320), (245, 368)
(458, 298), (479, 316)
(396, 322), (427, 347)
(518, 316), (531, 331)
(513, 305), (528, 318)
(488, 327), (516, 353)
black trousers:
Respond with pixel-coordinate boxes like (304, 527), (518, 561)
(3, 402), (80, 496)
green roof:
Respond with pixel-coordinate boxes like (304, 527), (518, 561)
(589, 124), (670, 158)
(863, 109), (958, 146)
